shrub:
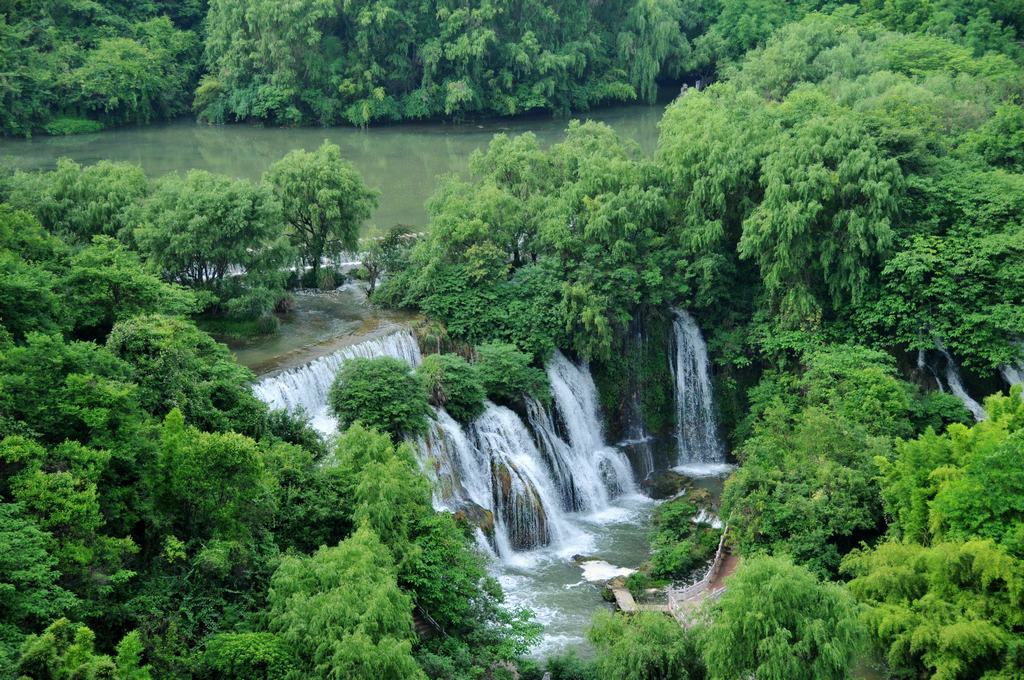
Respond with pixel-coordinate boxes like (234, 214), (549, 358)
(43, 117), (104, 136)
(474, 342), (548, 403)
(416, 353), (486, 422)
(328, 357), (430, 439)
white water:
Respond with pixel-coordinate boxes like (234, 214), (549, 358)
(1001, 342), (1024, 387)
(418, 351), (639, 561)
(671, 310), (725, 464)
(471, 403), (578, 555)
(252, 331), (654, 655)
(252, 330), (421, 433)
(935, 342), (986, 421)
(543, 351), (637, 506)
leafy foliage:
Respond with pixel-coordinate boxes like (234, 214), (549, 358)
(843, 540), (1024, 679)
(416, 353), (486, 423)
(328, 357), (430, 440)
(265, 142), (378, 288)
(135, 170), (292, 319)
(588, 611), (706, 680)
(702, 555), (864, 680)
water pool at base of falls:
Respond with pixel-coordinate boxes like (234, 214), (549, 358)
(251, 310), (734, 657)
(493, 493), (654, 658)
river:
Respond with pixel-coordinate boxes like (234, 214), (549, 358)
(0, 103), (664, 232)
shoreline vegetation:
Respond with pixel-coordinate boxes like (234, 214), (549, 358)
(1, 1), (1023, 679)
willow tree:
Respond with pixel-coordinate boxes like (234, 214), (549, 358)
(702, 555), (864, 680)
(738, 92), (902, 324)
(617, 0), (687, 104)
(265, 141), (378, 288)
(267, 526), (425, 680)
(843, 540), (1024, 678)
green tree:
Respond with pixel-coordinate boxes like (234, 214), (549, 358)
(588, 610), (705, 680)
(702, 555), (864, 680)
(203, 632), (298, 680)
(62, 236), (198, 341)
(738, 91), (902, 323)
(328, 357), (429, 439)
(416, 353), (486, 422)
(474, 343), (548, 403)
(106, 314), (266, 435)
(267, 526), (425, 680)
(5, 159), (148, 242)
(135, 170), (291, 319)
(62, 17), (198, 128)
(148, 409), (274, 544)
(0, 504), (78, 668)
(843, 540), (1024, 679)
(877, 390), (1024, 554)
(265, 142), (378, 288)
(17, 619), (151, 680)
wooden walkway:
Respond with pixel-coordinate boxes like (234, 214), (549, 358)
(610, 525), (735, 626)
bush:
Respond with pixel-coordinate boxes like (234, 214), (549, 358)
(328, 357), (430, 439)
(648, 497), (720, 579)
(416, 353), (486, 422)
(474, 342), (548, 403)
(43, 117), (104, 136)
(203, 632), (297, 679)
(588, 611), (705, 680)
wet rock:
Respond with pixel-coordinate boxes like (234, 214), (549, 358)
(642, 469), (693, 500)
(452, 502), (495, 537)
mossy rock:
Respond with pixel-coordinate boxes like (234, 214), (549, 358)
(642, 469), (693, 500)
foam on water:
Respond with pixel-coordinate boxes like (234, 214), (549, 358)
(673, 462), (736, 478)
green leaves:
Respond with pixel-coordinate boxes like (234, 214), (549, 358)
(135, 169), (291, 318)
(416, 353), (486, 422)
(589, 611), (706, 680)
(265, 141), (377, 286)
(328, 357), (430, 439)
(703, 555), (864, 680)
(267, 526), (425, 680)
(843, 540), (1024, 679)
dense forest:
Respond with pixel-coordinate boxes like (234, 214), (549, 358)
(4, 0), (1023, 133)
(2, 0), (1024, 679)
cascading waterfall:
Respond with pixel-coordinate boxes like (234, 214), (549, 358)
(251, 329), (637, 559)
(543, 351), (636, 505)
(416, 352), (637, 558)
(1001, 342), (1024, 387)
(472, 403), (574, 553)
(671, 310), (725, 464)
(252, 329), (422, 433)
(934, 342), (986, 421)
(418, 403), (573, 553)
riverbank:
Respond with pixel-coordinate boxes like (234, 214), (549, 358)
(0, 103), (664, 233)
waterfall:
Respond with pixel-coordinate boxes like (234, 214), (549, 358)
(543, 351), (636, 504)
(930, 342), (986, 422)
(917, 349), (944, 392)
(417, 352), (637, 559)
(1001, 342), (1024, 387)
(472, 404), (573, 553)
(252, 329), (637, 559)
(1003, 364), (1024, 387)
(252, 330), (422, 434)
(671, 310), (725, 464)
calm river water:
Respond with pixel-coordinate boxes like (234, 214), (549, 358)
(0, 104), (663, 231)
